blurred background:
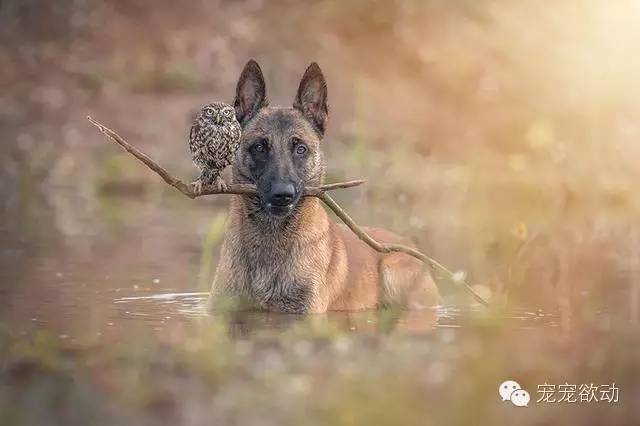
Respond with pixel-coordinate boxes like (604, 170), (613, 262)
(1, 1), (639, 425)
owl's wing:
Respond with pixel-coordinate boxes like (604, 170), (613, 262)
(203, 125), (236, 170)
(189, 122), (200, 154)
(229, 121), (242, 142)
(224, 122), (242, 162)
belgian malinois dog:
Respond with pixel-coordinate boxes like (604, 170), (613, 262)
(209, 60), (440, 313)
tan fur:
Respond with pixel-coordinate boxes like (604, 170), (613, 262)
(210, 195), (440, 313)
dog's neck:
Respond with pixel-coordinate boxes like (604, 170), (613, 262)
(229, 195), (325, 243)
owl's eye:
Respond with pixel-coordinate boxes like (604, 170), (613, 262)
(224, 108), (233, 117)
(205, 108), (214, 116)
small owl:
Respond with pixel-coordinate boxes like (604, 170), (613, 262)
(189, 102), (242, 193)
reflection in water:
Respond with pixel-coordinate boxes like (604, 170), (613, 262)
(112, 291), (439, 334)
(110, 291), (560, 337)
(114, 292), (209, 318)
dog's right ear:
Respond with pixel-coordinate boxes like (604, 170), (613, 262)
(293, 63), (328, 136)
(234, 60), (268, 126)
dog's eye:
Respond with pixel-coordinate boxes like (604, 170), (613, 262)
(295, 144), (307, 155)
(252, 140), (267, 153)
(292, 138), (307, 155)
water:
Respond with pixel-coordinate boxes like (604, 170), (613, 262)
(0, 186), (610, 340)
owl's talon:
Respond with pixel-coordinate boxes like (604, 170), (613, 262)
(213, 177), (227, 193)
(192, 180), (204, 194)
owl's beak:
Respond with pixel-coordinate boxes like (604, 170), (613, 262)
(215, 113), (222, 125)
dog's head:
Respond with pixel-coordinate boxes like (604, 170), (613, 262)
(232, 60), (328, 218)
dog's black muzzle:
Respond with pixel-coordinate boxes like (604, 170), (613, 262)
(263, 181), (301, 217)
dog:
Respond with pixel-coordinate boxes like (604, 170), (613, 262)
(209, 60), (440, 313)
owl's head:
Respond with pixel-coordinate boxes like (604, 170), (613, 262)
(199, 102), (237, 125)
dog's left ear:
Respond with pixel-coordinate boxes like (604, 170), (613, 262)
(293, 63), (328, 136)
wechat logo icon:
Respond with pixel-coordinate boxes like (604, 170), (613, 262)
(499, 380), (530, 407)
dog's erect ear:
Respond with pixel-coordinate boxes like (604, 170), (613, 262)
(234, 59), (268, 126)
(293, 63), (328, 136)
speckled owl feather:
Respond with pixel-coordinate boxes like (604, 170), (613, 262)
(189, 102), (242, 192)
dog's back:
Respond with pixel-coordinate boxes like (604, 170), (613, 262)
(209, 60), (440, 313)
(324, 221), (440, 311)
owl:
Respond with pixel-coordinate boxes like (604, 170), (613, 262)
(189, 102), (242, 193)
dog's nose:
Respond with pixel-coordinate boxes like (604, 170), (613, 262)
(269, 183), (296, 206)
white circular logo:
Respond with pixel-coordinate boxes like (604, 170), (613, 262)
(499, 380), (529, 407)
(510, 389), (531, 407)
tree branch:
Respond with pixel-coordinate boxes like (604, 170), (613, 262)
(318, 193), (489, 306)
(88, 116), (488, 306)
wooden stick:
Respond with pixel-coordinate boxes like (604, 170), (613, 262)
(88, 116), (489, 306)
(318, 193), (489, 306)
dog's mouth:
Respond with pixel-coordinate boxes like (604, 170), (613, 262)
(264, 202), (296, 217)
(255, 182), (303, 218)
(262, 191), (302, 217)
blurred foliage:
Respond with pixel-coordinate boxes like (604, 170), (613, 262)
(1, 318), (638, 425)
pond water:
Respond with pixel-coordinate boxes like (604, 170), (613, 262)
(0, 185), (572, 342)
(1, 181), (633, 339)
(2, 247), (564, 340)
